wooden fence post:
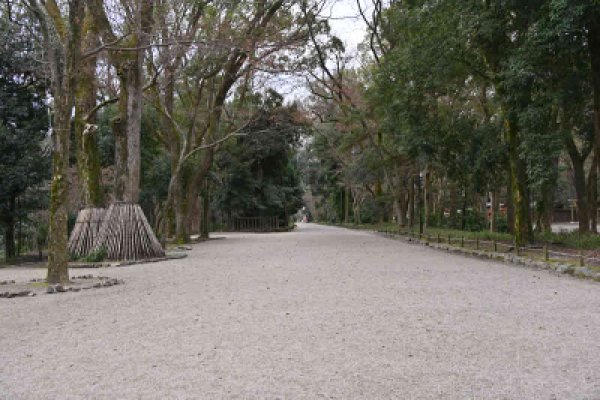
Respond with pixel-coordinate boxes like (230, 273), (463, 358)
(544, 246), (549, 261)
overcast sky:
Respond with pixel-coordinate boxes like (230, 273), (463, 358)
(265, 0), (368, 101)
(327, 0), (368, 55)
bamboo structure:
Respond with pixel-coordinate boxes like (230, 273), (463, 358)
(92, 202), (165, 261)
(68, 208), (106, 258)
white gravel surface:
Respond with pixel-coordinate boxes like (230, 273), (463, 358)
(1, 223), (599, 399)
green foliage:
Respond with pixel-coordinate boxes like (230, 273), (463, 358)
(82, 246), (107, 263)
(96, 106), (117, 168)
(0, 14), (50, 259)
(214, 99), (306, 222)
(139, 106), (171, 226)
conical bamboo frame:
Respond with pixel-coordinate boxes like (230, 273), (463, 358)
(68, 207), (106, 258)
(92, 202), (165, 261)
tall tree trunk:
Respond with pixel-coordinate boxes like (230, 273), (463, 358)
(115, 61), (144, 203)
(74, 19), (102, 208)
(408, 177), (415, 227)
(587, 153), (598, 233)
(506, 182), (515, 234)
(540, 184), (554, 234)
(588, 18), (600, 234)
(505, 117), (532, 245)
(112, 116), (128, 201)
(344, 186), (349, 224)
(174, 177), (189, 244)
(566, 137), (590, 234)
(489, 191), (497, 232)
(44, 0), (85, 283)
(4, 224), (15, 260)
(4, 196), (16, 260)
(424, 165), (432, 227)
(448, 184), (457, 225)
(399, 192), (408, 227)
(201, 180), (210, 239)
(16, 210), (22, 256)
(572, 158), (589, 233)
(47, 97), (73, 283)
(461, 188), (467, 231)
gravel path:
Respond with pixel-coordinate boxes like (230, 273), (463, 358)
(1, 223), (599, 399)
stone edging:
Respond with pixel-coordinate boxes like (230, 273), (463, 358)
(69, 252), (187, 269)
(379, 232), (600, 282)
(0, 275), (124, 299)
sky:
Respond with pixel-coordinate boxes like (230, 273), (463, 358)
(266, 0), (368, 101)
(327, 0), (369, 55)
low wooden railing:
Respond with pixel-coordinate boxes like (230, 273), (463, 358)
(231, 216), (280, 232)
(379, 228), (600, 268)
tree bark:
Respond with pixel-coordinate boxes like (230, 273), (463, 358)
(587, 153), (598, 233)
(344, 186), (349, 224)
(566, 136), (591, 234)
(47, 98), (73, 283)
(399, 192), (408, 227)
(89, 0), (153, 203)
(506, 182), (515, 234)
(588, 17), (600, 234)
(408, 177), (415, 227)
(174, 175), (189, 244)
(201, 180), (210, 239)
(43, 0), (85, 284)
(540, 184), (554, 234)
(489, 191), (497, 232)
(112, 116), (128, 201)
(424, 165), (432, 227)
(4, 196), (15, 260)
(505, 117), (532, 245)
(74, 14), (103, 208)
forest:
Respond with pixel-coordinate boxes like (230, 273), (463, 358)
(1, 0), (600, 283)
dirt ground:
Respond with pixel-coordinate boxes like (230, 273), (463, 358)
(0, 223), (598, 399)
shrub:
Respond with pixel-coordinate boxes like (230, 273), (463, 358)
(82, 247), (106, 263)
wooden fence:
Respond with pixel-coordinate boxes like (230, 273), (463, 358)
(380, 227), (600, 268)
(231, 216), (280, 232)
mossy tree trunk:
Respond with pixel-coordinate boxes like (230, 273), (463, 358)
(68, 9), (105, 259)
(74, 10), (103, 208)
(505, 116), (532, 246)
(30, 0), (85, 284)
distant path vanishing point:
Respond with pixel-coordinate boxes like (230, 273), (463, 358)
(1, 223), (599, 399)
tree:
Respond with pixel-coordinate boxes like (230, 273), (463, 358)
(215, 94), (306, 224)
(148, 0), (310, 243)
(26, 0), (85, 283)
(0, 12), (50, 260)
(88, 0), (165, 260)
